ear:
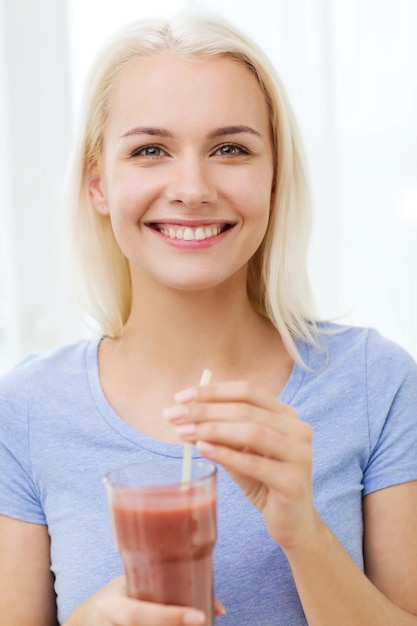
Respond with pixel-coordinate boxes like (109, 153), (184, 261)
(88, 162), (110, 215)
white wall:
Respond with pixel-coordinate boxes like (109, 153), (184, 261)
(0, 0), (416, 373)
(330, 0), (417, 353)
(68, 0), (187, 118)
(193, 0), (417, 356)
(0, 0), (85, 372)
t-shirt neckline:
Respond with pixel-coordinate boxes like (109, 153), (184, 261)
(86, 337), (308, 457)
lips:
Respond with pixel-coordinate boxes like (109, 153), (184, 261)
(148, 223), (234, 241)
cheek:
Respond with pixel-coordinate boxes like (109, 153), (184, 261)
(106, 174), (151, 221)
(103, 184), (142, 252)
(235, 161), (274, 205)
(238, 177), (273, 222)
(243, 185), (273, 247)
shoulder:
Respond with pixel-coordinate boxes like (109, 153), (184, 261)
(315, 322), (416, 374)
(0, 338), (99, 381)
(0, 338), (100, 416)
(312, 322), (417, 414)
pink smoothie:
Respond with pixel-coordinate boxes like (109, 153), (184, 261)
(111, 484), (216, 622)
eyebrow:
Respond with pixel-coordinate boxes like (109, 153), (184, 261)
(207, 125), (262, 139)
(120, 127), (173, 139)
(120, 125), (261, 140)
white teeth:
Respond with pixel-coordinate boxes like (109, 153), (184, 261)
(183, 227), (194, 241)
(195, 227), (206, 240)
(159, 224), (224, 240)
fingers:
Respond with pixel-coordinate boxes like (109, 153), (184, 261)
(164, 380), (316, 550)
(196, 439), (312, 494)
(163, 379), (310, 462)
(96, 595), (208, 626)
(214, 598), (227, 616)
(83, 577), (212, 626)
(174, 380), (289, 415)
(164, 380), (299, 434)
(176, 417), (311, 462)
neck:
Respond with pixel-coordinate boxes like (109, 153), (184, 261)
(111, 274), (280, 385)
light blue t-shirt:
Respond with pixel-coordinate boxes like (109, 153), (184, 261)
(1, 324), (417, 625)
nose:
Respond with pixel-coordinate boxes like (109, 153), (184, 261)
(165, 155), (216, 209)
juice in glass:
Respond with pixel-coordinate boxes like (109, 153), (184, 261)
(104, 458), (217, 624)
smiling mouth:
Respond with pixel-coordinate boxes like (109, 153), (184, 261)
(148, 223), (234, 241)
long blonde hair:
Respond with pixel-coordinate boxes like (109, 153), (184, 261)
(65, 10), (320, 364)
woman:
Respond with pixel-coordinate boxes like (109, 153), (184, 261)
(1, 10), (417, 626)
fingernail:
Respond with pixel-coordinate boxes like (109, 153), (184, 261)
(175, 423), (197, 438)
(174, 387), (198, 403)
(196, 440), (215, 455)
(163, 405), (188, 420)
(182, 609), (206, 625)
(215, 599), (227, 615)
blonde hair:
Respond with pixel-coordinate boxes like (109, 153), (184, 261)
(65, 10), (320, 364)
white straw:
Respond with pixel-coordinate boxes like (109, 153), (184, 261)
(181, 368), (212, 485)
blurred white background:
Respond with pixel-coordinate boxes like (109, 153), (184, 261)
(0, 0), (416, 373)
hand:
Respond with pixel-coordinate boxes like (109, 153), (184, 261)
(164, 380), (320, 550)
(64, 576), (225, 626)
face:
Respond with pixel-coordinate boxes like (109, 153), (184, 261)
(89, 52), (275, 294)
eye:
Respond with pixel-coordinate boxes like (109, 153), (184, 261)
(213, 143), (249, 157)
(131, 145), (165, 158)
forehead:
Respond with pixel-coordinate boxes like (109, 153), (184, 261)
(105, 52), (270, 135)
